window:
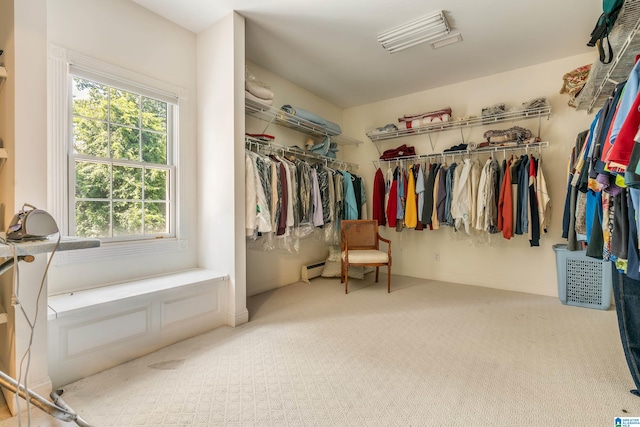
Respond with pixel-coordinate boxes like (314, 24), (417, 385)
(69, 74), (176, 241)
(49, 46), (189, 266)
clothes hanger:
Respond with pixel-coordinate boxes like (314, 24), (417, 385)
(323, 158), (337, 173)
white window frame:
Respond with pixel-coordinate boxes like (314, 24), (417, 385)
(69, 71), (176, 242)
(48, 45), (189, 263)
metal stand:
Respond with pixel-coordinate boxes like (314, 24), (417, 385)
(0, 253), (94, 426)
(0, 371), (92, 427)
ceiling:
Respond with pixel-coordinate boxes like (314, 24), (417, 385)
(131, 0), (602, 109)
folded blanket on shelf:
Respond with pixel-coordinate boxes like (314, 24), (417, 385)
(443, 143), (468, 152)
(246, 133), (275, 142)
(368, 123), (398, 135)
(469, 137), (540, 149)
(481, 103), (507, 118)
(487, 141), (519, 148)
(467, 142), (490, 150)
(326, 143), (339, 159)
(397, 112), (451, 130)
(483, 126), (533, 143)
(246, 90), (274, 106)
(309, 136), (331, 156)
(398, 107), (452, 122)
(245, 66), (274, 101)
(245, 80), (274, 101)
(280, 105), (342, 136)
(379, 144), (416, 160)
(520, 96), (548, 110)
(309, 139), (340, 158)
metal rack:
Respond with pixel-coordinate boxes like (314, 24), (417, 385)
(575, 0), (640, 112)
(0, 237), (100, 426)
(245, 136), (358, 170)
(372, 141), (548, 168)
(366, 106), (551, 149)
(245, 97), (363, 146)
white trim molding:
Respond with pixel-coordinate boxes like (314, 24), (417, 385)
(47, 44), (191, 265)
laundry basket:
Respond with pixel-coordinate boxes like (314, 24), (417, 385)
(552, 244), (612, 310)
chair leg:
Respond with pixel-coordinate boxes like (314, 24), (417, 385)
(345, 265), (349, 294)
(387, 265), (391, 293)
(375, 266), (379, 282)
(340, 260), (344, 283)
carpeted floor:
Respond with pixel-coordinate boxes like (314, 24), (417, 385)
(0, 274), (637, 426)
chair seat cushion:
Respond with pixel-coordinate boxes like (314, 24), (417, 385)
(341, 249), (388, 264)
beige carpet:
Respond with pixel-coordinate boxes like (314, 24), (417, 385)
(0, 274), (637, 426)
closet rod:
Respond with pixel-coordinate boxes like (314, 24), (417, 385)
(245, 137), (359, 170)
(371, 141), (548, 167)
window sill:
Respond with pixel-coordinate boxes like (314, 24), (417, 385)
(52, 237), (188, 265)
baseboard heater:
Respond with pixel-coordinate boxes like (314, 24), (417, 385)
(301, 261), (325, 283)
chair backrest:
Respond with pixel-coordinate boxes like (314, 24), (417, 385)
(341, 220), (379, 250)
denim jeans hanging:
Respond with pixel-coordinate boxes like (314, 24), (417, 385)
(612, 263), (640, 397)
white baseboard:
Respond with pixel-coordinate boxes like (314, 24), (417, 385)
(227, 308), (249, 327)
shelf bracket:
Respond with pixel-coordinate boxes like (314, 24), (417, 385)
(374, 144), (382, 156)
(427, 133), (436, 151)
(259, 113), (278, 135)
(537, 115), (542, 139)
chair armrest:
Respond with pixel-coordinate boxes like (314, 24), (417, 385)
(377, 233), (391, 260)
(377, 233), (391, 244)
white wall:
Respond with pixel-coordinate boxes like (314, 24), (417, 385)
(0, 0), (204, 405)
(341, 52), (598, 297)
(0, 0), (52, 413)
(0, 0), (16, 391)
(197, 12), (248, 326)
(244, 62), (347, 296)
(46, 0), (199, 293)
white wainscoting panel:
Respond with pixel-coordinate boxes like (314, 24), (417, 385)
(65, 307), (149, 356)
(161, 285), (219, 328)
(48, 269), (228, 387)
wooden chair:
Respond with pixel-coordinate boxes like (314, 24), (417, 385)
(340, 220), (392, 294)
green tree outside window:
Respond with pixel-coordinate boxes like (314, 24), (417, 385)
(72, 77), (172, 239)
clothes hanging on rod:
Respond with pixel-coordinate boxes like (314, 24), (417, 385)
(372, 150), (549, 245)
(245, 142), (366, 251)
(372, 168), (386, 226)
(371, 141), (548, 170)
(246, 136), (358, 171)
(452, 158), (473, 234)
(404, 165), (418, 229)
(561, 63), (640, 395)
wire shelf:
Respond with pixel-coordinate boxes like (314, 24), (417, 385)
(372, 141), (549, 166)
(366, 106), (551, 142)
(245, 137), (358, 170)
(575, 0), (640, 112)
(245, 98), (363, 146)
